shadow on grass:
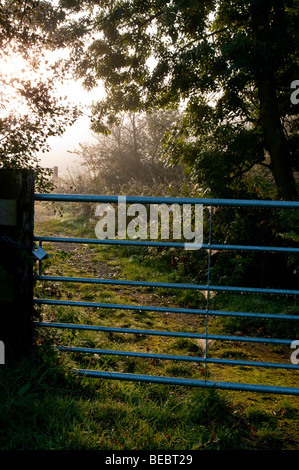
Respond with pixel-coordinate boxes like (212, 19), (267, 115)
(0, 348), (95, 450)
(0, 347), (289, 451)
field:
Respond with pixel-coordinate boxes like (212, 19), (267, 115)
(0, 201), (298, 451)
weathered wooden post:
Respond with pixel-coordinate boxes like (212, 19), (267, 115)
(0, 169), (35, 364)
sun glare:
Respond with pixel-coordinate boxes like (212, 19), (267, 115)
(0, 51), (51, 116)
(0, 47), (105, 119)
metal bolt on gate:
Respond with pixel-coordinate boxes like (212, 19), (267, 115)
(33, 194), (299, 395)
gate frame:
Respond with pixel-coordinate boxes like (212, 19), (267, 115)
(33, 193), (299, 395)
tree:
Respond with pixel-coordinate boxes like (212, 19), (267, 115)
(60, 0), (299, 200)
(67, 109), (185, 195)
(0, 0), (80, 191)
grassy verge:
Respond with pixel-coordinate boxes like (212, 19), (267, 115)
(0, 202), (298, 450)
(1, 349), (298, 450)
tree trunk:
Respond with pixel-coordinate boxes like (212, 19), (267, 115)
(257, 77), (298, 200)
(251, 1), (297, 200)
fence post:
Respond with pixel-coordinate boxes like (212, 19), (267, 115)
(0, 169), (35, 364)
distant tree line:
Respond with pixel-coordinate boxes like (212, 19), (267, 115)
(63, 109), (188, 196)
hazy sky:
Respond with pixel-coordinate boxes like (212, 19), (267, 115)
(37, 80), (103, 174)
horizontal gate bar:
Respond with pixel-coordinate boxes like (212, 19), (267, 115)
(56, 345), (299, 370)
(74, 369), (299, 395)
(34, 236), (299, 254)
(33, 298), (299, 324)
(34, 193), (299, 209)
(34, 321), (293, 345)
(36, 275), (299, 299)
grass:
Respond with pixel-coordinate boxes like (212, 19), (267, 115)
(2, 350), (297, 451)
(0, 202), (298, 450)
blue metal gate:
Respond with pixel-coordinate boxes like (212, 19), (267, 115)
(33, 194), (299, 395)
